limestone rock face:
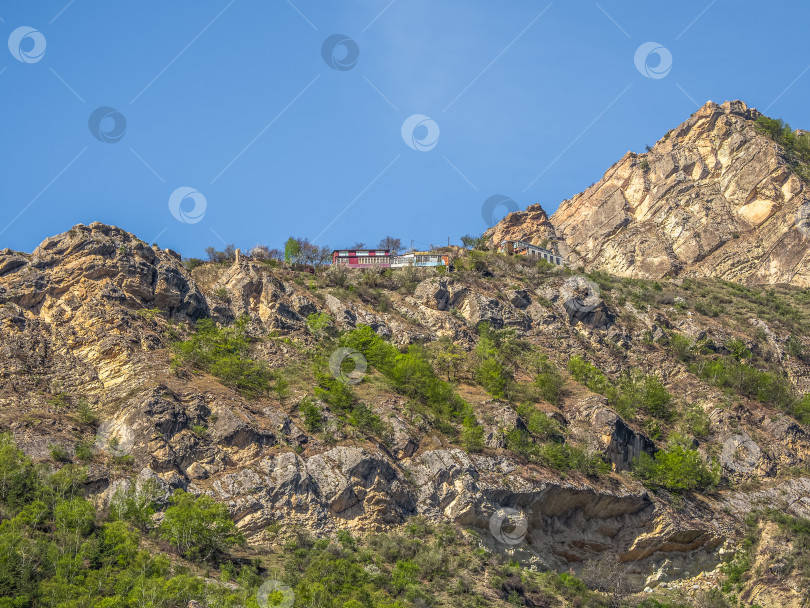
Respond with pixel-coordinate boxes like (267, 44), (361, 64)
(485, 203), (560, 253)
(3, 220), (810, 600)
(489, 100), (810, 286)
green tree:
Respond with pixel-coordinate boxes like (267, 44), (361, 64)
(634, 438), (718, 492)
(284, 236), (301, 264)
(159, 490), (244, 563)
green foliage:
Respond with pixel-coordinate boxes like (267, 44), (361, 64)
(569, 356), (673, 422)
(668, 333), (694, 361)
(342, 325), (473, 424)
(532, 355), (565, 405)
(633, 437), (719, 492)
(682, 403), (711, 439)
(459, 234), (489, 250)
(0, 435), (255, 608)
(725, 338), (750, 361)
(48, 444), (70, 463)
(793, 394), (810, 425)
(159, 489), (245, 564)
(568, 355), (612, 395)
(172, 316), (273, 397)
(299, 397), (324, 432)
(76, 398), (98, 425)
(135, 307), (162, 322)
(0, 434), (38, 514)
(313, 364), (391, 443)
(786, 335), (805, 359)
(474, 356), (510, 399)
(190, 424), (208, 436)
(306, 312), (333, 338)
(612, 370), (674, 421)
(183, 257), (205, 272)
(109, 479), (162, 531)
(695, 355), (796, 412)
(73, 439), (95, 462)
(505, 429), (608, 475)
(516, 403), (561, 441)
(460, 417), (484, 452)
(755, 115), (810, 181)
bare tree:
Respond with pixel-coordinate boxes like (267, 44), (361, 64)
(250, 244), (283, 261)
(581, 555), (635, 608)
(377, 236), (402, 253)
(284, 237), (331, 268)
(205, 244), (237, 263)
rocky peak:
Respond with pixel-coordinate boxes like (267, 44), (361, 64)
(490, 100), (810, 285)
(484, 203), (561, 253)
(0, 222), (208, 320)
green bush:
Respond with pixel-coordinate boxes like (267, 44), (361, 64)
(299, 397), (324, 432)
(73, 439), (95, 462)
(461, 417), (484, 452)
(313, 365), (391, 442)
(474, 357), (510, 399)
(159, 489), (244, 564)
(342, 325), (473, 423)
(172, 316), (273, 397)
(613, 370), (674, 421)
(633, 439), (719, 492)
(569, 357), (673, 421)
(568, 356), (612, 395)
(695, 355), (796, 411)
(48, 444), (70, 463)
(533, 355), (565, 405)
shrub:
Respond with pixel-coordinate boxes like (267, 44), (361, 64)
(568, 356), (612, 395)
(49, 444), (70, 463)
(76, 398), (98, 425)
(682, 403), (711, 439)
(342, 325), (473, 423)
(461, 417), (484, 452)
(73, 439), (95, 462)
(633, 439), (719, 492)
(669, 333), (694, 361)
(474, 357), (510, 399)
(0, 433), (37, 513)
(299, 397), (324, 432)
(172, 316), (273, 397)
(109, 478), (162, 531)
(306, 312), (333, 338)
(613, 370), (674, 421)
(569, 357), (673, 422)
(159, 489), (244, 563)
(313, 366), (390, 442)
(533, 355), (565, 405)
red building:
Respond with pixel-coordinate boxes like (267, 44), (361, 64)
(331, 249), (391, 268)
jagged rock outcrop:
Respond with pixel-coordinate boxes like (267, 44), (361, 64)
(2, 221), (810, 601)
(485, 203), (561, 254)
(489, 100), (810, 286)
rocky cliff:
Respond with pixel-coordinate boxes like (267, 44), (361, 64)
(488, 100), (810, 286)
(1, 222), (810, 606)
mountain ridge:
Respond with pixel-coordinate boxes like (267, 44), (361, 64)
(487, 100), (810, 286)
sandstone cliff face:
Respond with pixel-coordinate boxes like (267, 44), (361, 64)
(1, 223), (810, 603)
(489, 100), (810, 286)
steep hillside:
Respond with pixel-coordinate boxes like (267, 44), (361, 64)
(487, 100), (810, 286)
(1, 222), (810, 607)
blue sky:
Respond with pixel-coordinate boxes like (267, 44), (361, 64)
(1, 1), (809, 258)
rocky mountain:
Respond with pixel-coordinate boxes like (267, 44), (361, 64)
(1, 222), (810, 607)
(487, 100), (810, 286)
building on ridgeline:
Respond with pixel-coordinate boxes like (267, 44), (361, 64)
(390, 251), (449, 268)
(331, 249), (391, 268)
(498, 240), (565, 266)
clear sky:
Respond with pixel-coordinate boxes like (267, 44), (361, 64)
(2, 1), (809, 258)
